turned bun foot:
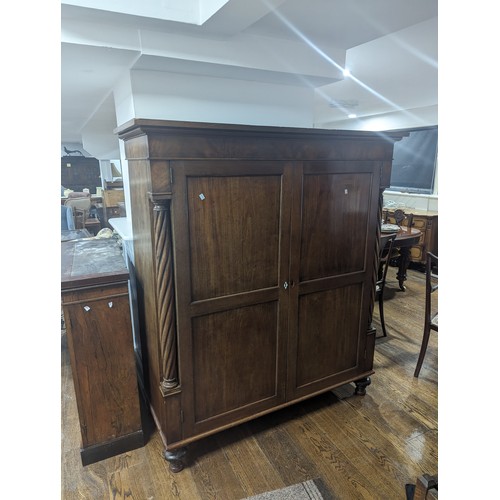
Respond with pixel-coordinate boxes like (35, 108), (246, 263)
(354, 376), (371, 396)
(164, 447), (187, 473)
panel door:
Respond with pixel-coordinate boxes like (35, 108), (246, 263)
(171, 160), (293, 438)
(286, 161), (381, 400)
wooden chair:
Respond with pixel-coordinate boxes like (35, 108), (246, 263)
(64, 193), (91, 229)
(394, 208), (414, 233)
(414, 252), (438, 377)
(376, 232), (397, 338)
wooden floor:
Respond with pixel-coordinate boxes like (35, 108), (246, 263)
(61, 267), (437, 499)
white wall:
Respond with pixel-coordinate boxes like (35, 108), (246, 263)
(114, 73), (136, 132)
(114, 69), (316, 222)
(128, 69), (315, 128)
(383, 191), (438, 212)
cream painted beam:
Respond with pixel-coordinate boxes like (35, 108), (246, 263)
(62, 0), (206, 24)
(62, 15), (345, 85)
(201, 0), (288, 35)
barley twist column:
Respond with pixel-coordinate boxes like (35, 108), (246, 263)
(153, 200), (179, 395)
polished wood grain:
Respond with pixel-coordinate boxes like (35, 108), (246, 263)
(186, 170), (282, 299)
(62, 267), (437, 499)
(299, 167), (374, 279)
(118, 120), (407, 469)
(116, 119), (403, 167)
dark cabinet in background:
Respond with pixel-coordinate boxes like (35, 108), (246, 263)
(61, 155), (101, 193)
(116, 119), (405, 471)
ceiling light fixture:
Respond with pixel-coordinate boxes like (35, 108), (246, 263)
(343, 68), (351, 77)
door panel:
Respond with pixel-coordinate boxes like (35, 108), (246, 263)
(300, 171), (372, 280)
(171, 161), (292, 437)
(187, 175), (281, 300)
(192, 301), (279, 423)
(287, 161), (380, 399)
(295, 284), (362, 388)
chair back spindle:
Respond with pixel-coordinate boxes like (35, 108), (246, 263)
(376, 232), (397, 338)
(414, 251), (438, 377)
(393, 209), (414, 233)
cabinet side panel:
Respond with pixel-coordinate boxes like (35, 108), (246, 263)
(127, 157), (164, 419)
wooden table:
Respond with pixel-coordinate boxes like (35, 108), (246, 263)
(384, 226), (422, 290)
(384, 208), (438, 265)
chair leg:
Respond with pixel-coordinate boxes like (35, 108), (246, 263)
(414, 324), (431, 377)
(378, 292), (388, 338)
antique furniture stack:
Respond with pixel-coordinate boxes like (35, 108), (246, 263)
(116, 119), (405, 471)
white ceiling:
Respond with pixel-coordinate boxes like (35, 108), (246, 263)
(61, 0), (438, 145)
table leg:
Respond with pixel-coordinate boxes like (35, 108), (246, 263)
(397, 246), (411, 291)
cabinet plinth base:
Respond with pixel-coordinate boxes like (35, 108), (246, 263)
(80, 430), (145, 466)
